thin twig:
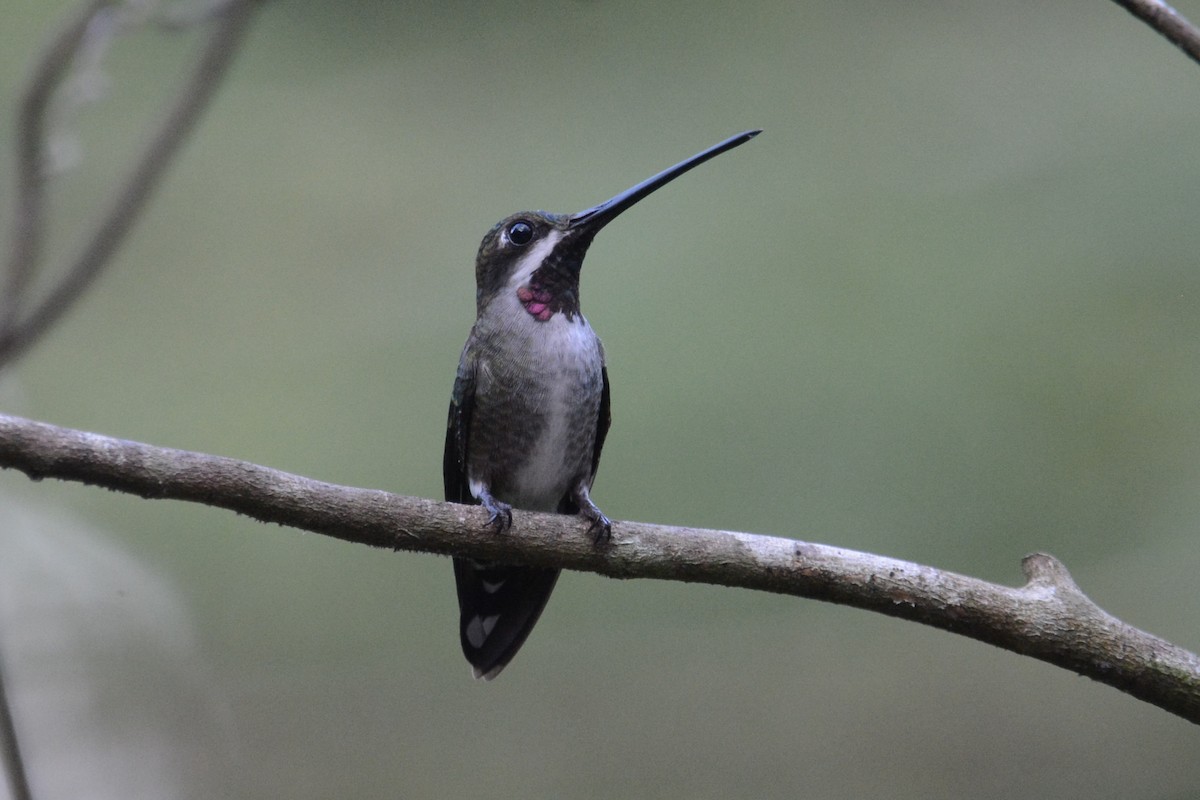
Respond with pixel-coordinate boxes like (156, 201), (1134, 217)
(0, 647), (31, 800)
(0, 411), (1197, 724)
(1, 0), (113, 337)
(0, 0), (260, 370)
(1111, 0), (1200, 66)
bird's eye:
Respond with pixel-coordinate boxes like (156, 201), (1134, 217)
(507, 221), (534, 246)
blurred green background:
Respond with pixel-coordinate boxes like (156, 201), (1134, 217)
(2, 0), (1200, 797)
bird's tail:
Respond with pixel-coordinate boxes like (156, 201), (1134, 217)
(452, 558), (560, 680)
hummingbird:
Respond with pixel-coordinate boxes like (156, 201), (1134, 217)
(444, 129), (761, 679)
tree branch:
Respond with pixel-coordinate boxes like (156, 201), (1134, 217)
(0, 648), (31, 800)
(0, 0), (260, 371)
(0, 411), (1196, 724)
(1111, 0), (1200, 66)
(1, 0), (109, 336)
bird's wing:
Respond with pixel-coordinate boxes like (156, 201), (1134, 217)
(443, 346), (474, 505)
(591, 365), (611, 481)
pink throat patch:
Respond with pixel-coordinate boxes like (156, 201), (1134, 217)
(517, 285), (555, 322)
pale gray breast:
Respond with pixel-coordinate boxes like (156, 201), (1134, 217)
(469, 309), (605, 512)
(509, 315), (604, 510)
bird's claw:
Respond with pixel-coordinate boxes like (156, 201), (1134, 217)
(476, 487), (513, 533)
(587, 513), (612, 546)
(483, 500), (513, 533)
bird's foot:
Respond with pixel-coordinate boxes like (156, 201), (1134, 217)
(585, 511), (612, 546)
(479, 491), (512, 533)
(575, 492), (611, 545)
(571, 483), (611, 545)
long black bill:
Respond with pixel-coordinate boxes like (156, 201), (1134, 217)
(567, 129), (761, 233)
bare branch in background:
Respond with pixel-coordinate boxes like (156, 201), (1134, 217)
(0, 0), (260, 371)
(0, 648), (31, 800)
(0, 412), (1197, 724)
(1, 0), (110, 339)
(0, 1), (263, 793)
(1111, 0), (1200, 66)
